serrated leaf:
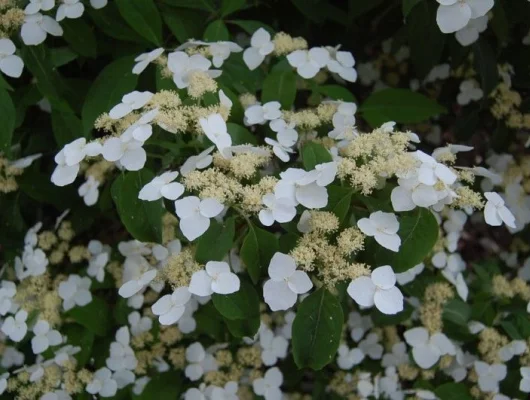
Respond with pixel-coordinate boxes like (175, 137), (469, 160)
(361, 88), (446, 127)
(292, 288), (343, 370)
(111, 170), (164, 243)
(262, 70), (297, 109)
(82, 57), (138, 134)
(301, 142), (332, 170)
(115, 0), (163, 45)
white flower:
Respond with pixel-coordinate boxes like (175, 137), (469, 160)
(106, 327), (137, 371)
(348, 265), (404, 315)
(128, 311), (152, 336)
(180, 146), (215, 176)
(424, 63), (450, 83)
(436, 0), (493, 34)
(259, 328), (288, 366)
(270, 119), (298, 147)
(253, 367), (283, 400)
(1, 347), (24, 369)
(457, 79), (483, 105)
(9, 153), (42, 169)
(87, 240), (110, 282)
(167, 51), (221, 89)
(243, 28), (274, 70)
(329, 102), (357, 140)
(133, 48), (164, 74)
(78, 176), (100, 206)
(359, 333), (384, 360)
(357, 211), (401, 252)
(189, 261), (240, 296)
(31, 320), (62, 354)
(287, 47), (330, 79)
(21, 13), (63, 46)
(210, 381), (239, 400)
(152, 287), (191, 325)
(1, 309), (28, 342)
(336, 344), (364, 369)
(0, 373), (7, 395)
(404, 327), (455, 369)
(415, 150), (457, 186)
(118, 269), (157, 298)
(347, 311), (373, 342)
(327, 50), (357, 82)
(484, 192), (516, 228)
(264, 136), (295, 162)
(175, 196), (224, 241)
(474, 361), (507, 393)
(138, 171), (184, 201)
(0, 39), (23, 78)
(520, 367), (530, 393)
(199, 114), (232, 155)
(263, 252), (313, 311)
(201, 41), (242, 68)
(101, 133), (146, 171)
(108, 91), (153, 119)
(455, 16), (488, 46)
(25, 0), (55, 14)
(51, 138), (101, 186)
(391, 175), (441, 211)
(0, 281), (16, 316)
(258, 194), (296, 226)
(244, 102), (282, 125)
(274, 168), (328, 209)
(86, 367), (118, 397)
(498, 340), (527, 362)
(185, 342), (218, 381)
(56, 0), (84, 21)
(58, 275), (92, 311)
(382, 342), (409, 367)
(40, 390), (71, 400)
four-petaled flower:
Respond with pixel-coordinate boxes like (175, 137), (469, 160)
(357, 211), (401, 252)
(174, 196), (224, 241)
(189, 261), (240, 296)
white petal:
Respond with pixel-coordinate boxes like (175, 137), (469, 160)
(120, 147), (146, 171)
(211, 272), (240, 294)
(374, 287), (403, 315)
(268, 252), (296, 281)
(199, 198), (224, 218)
(160, 182), (184, 200)
(436, 3), (472, 33)
(391, 186), (416, 212)
(180, 215), (210, 241)
(404, 327), (429, 347)
(175, 196), (200, 219)
(296, 183), (328, 209)
(371, 266), (396, 289)
(243, 47), (265, 70)
(263, 279), (297, 311)
(0, 55), (24, 78)
(287, 271), (313, 294)
(118, 280), (142, 298)
(412, 345), (440, 369)
(357, 218), (376, 236)
(374, 232), (401, 252)
(347, 276), (376, 307)
(21, 22), (46, 46)
(189, 270), (214, 297)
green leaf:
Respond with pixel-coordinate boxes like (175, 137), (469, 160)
(115, 0), (163, 45)
(240, 223), (279, 284)
(111, 170), (164, 243)
(227, 123), (257, 145)
(473, 38), (499, 96)
(133, 371), (182, 399)
(66, 297), (112, 336)
(204, 20), (230, 41)
(325, 186), (353, 224)
(301, 142), (332, 170)
(194, 303), (225, 341)
(88, 3), (147, 43)
(49, 47), (78, 67)
(20, 45), (77, 113)
(402, 0), (424, 17)
(61, 19), (97, 58)
(0, 74), (13, 91)
(406, 1), (446, 78)
(367, 208), (439, 272)
(213, 280), (260, 320)
(348, 0), (385, 19)
(372, 303), (414, 326)
(225, 314), (260, 338)
(228, 20), (274, 35)
(315, 85), (356, 102)
(162, 6), (205, 44)
(161, 0), (215, 11)
(63, 324), (95, 367)
(51, 111), (86, 148)
(18, 170), (78, 210)
(219, 53), (264, 94)
(0, 89), (15, 152)
(82, 57), (138, 134)
(360, 88), (446, 127)
(435, 383), (472, 400)
(195, 217), (235, 263)
(221, 0), (246, 16)
(292, 288), (344, 370)
(500, 320), (523, 340)
(262, 70), (297, 109)
(443, 298), (472, 327)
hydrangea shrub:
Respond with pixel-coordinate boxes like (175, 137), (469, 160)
(0, 1), (530, 399)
